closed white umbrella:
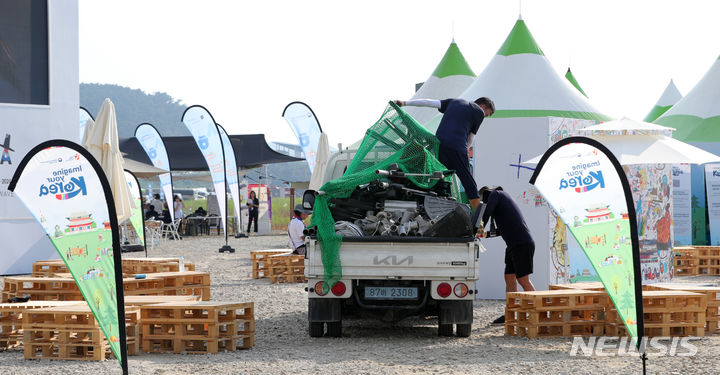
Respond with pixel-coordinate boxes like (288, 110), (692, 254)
(82, 98), (135, 222)
(309, 133), (330, 190)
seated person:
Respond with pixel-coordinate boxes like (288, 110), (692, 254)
(194, 206), (207, 216)
(288, 204), (312, 255)
(146, 205), (160, 220)
(161, 203), (173, 224)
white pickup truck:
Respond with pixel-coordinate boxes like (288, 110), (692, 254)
(303, 149), (483, 338)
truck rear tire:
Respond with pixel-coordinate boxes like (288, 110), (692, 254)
(326, 321), (342, 337)
(456, 323), (471, 337)
(309, 322), (324, 337)
(438, 323), (453, 337)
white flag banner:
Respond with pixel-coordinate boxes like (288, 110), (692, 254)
(218, 124), (242, 233)
(282, 102), (322, 173)
(134, 124), (174, 222)
(181, 106), (227, 234)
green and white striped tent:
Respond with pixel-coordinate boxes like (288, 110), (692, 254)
(565, 67), (589, 98)
(643, 79), (682, 123)
(655, 56), (720, 144)
(459, 17), (608, 121)
(457, 17), (611, 298)
(404, 39), (476, 126)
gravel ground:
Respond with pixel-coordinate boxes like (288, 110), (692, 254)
(1, 234), (719, 374)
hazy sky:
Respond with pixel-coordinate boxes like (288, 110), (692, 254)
(79, 0), (720, 147)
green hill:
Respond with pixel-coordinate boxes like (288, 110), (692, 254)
(80, 83), (189, 138)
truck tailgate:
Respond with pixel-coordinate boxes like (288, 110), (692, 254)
(306, 238), (479, 280)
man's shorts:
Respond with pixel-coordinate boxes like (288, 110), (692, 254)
(438, 145), (479, 200)
(504, 242), (535, 278)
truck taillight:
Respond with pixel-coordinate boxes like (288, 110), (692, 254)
(314, 281), (327, 296)
(454, 283), (468, 298)
(437, 282), (451, 298)
(331, 281), (346, 296)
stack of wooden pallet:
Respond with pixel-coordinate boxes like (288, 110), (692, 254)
(606, 290), (707, 337)
(0, 301), (82, 350)
(141, 301), (254, 354)
(122, 257), (196, 274)
(268, 254), (306, 283)
(647, 284), (720, 335)
(250, 249), (291, 279)
(23, 304), (140, 361)
(673, 247), (700, 276)
(31, 260), (69, 277)
(505, 290), (608, 338)
(1, 277), (83, 303)
(673, 246), (720, 275)
(150, 272), (211, 301)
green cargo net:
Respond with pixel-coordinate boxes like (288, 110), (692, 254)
(310, 102), (461, 290)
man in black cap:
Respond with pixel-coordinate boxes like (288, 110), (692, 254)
(288, 204), (312, 255)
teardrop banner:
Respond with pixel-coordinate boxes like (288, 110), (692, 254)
(529, 136), (646, 369)
(282, 101), (323, 173)
(181, 105), (232, 252)
(8, 140), (129, 374)
(134, 123), (174, 222)
(217, 124), (244, 237)
(124, 169), (147, 255)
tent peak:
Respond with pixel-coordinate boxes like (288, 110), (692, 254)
(496, 18), (544, 57)
(431, 40), (475, 78)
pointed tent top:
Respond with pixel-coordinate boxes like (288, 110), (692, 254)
(643, 79), (682, 122)
(431, 40), (476, 78)
(655, 57), (720, 141)
(496, 18), (544, 57)
(565, 67), (589, 98)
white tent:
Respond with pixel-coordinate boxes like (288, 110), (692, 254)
(404, 39), (476, 126)
(655, 55), (720, 246)
(643, 79), (682, 123)
(656, 55), (720, 148)
(457, 16), (611, 298)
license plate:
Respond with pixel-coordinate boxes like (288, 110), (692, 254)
(364, 286), (418, 300)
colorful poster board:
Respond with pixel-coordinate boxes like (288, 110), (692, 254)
(705, 163), (720, 245)
(672, 164), (692, 246)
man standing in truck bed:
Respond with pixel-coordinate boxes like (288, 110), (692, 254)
(395, 97), (494, 210)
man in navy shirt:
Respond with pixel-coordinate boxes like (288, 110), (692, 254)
(479, 187), (535, 323)
(395, 97), (494, 210)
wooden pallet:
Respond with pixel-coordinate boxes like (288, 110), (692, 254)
(268, 254), (306, 283)
(122, 257), (196, 274)
(505, 290), (608, 338)
(605, 290), (707, 337)
(122, 276), (165, 296)
(141, 301), (254, 354)
(23, 305), (140, 361)
(549, 282), (606, 291)
(648, 284), (720, 334)
(673, 246), (720, 275)
(31, 260), (69, 277)
(0, 301), (84, 350)
(150, 272), (211, 301)
(250, 249), (292, 279)
(2, 277), (83, 303)
(123, 295), (201, 307)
